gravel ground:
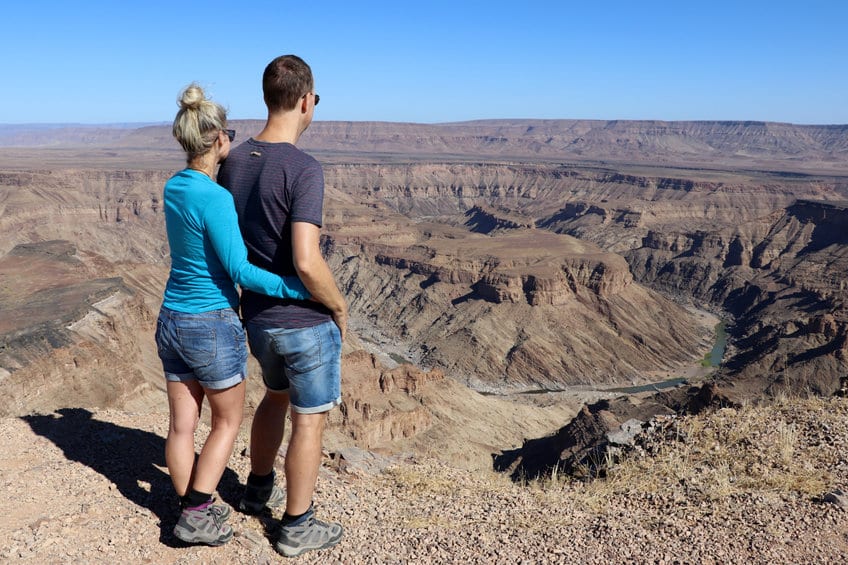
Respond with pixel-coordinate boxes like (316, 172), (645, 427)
(1, 402), (847, 564)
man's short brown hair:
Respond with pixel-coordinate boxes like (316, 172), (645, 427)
(263, 55), (314, 113)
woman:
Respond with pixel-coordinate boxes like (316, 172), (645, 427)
(155, 84), (308, 546)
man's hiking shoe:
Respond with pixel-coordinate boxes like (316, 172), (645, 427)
(173, 502), (233, 546)
(239, 475), (285, 514)
(275, 507), (343, 558)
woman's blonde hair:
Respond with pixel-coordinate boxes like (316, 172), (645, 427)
(172, 83), (227, 161)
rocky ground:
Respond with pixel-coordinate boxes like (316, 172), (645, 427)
(2, 396), (847, 564)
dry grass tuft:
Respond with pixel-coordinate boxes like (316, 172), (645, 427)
(536, 395), (845, 513)
(370, 396), (846, 531)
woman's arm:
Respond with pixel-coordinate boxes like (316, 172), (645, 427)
(204, 194), (309, 300)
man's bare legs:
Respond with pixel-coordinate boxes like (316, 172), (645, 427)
(285, 411), (327, 515)
(249, 389), (290, 475)
(248, 389), (328, 516)
(273, 406), (341, 558)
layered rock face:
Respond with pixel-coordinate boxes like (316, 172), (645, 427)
(715, 201), (848, 397)
(325, 208), (711, 391)
(0, 169), (169, 261)
(0, 241), (161, 417)
(322, 161), (848, 250)
(330, 351), (440, 448)
(328, 350), (578, 469)
(606, 198), (848, 397)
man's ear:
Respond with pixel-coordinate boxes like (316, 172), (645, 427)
(300, 95), (309, 114)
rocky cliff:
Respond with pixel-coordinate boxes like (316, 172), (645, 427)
(2, 120), (848, 481)
(325, 208), (712, 391)
(0, 169), (168, 261)
(326, 349), (579, 469)
(0, 241), (160, 417)
(498, 198), (848, 481)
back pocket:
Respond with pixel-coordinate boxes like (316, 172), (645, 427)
(270, 326), (322, 374)
(176, 327), (217, 368)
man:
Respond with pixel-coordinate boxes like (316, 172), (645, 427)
(218, 54), (347, 558)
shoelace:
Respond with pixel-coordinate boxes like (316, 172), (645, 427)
(206, 506), (226, 526)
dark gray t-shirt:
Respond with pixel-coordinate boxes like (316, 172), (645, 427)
(218, 138), (332, 328)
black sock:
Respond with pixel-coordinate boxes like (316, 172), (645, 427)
(247, 470), (275, 487)
(181, 489), (212, 509)
(282, 503), (313, 525)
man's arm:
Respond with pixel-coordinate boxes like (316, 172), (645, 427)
(291, 221), (348, 340)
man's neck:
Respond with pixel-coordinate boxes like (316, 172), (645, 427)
(254, 112), (304, 145)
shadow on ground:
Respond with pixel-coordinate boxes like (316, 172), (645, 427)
(21, 407), (245, 547)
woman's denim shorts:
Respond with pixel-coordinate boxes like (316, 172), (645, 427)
(155, 306), (248, 390)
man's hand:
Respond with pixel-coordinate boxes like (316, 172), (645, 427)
(291, 221), (348, 341)
(331, 306), (348, 342)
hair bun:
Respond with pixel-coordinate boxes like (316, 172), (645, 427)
(172, 82), (226, 159)
(178, 84), (205, 110)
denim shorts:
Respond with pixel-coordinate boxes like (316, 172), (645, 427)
(155, 306), (248, 390)
(246, 320), (342, 414)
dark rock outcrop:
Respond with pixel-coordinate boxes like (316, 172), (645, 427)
(494, 383), (735, 481)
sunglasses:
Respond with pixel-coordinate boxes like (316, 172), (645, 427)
(223, 129), (236, 142)
(303, 93), (320, 106)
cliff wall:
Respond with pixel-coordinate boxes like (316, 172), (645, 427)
(326, 212), (711, 391)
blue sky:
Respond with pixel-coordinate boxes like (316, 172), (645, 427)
(3, 1), (846, 125)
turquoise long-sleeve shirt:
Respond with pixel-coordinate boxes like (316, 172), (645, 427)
(162, 169), (308, 313)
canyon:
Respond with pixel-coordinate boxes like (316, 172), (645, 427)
(1, 119), (847, 478)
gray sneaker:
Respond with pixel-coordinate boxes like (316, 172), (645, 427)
(275, 507), (343, 558)
(180, 499), (231, 521)
(239, 473), (285, 514)
(209, 501), (232, 522)
(173, 503), (233, 546)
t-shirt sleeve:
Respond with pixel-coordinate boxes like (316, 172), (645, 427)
(289, 159), (325, 226)
(202, 191), (309, 300)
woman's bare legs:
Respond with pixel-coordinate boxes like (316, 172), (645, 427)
(192, 381), (245, 494)
(165, 379), (204, 497)
(165, 379), (245, 497)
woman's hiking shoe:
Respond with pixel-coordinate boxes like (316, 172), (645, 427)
(239, 473), (285, 514)
(179, 498), (232, 521)
(208, 501), (232, 522)
(173, 502), (233, 546)
(275, 507), (343, 558)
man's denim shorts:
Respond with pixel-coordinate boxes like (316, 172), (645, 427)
(155, 306), (248, 390)
(246, 320), (342, 414)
